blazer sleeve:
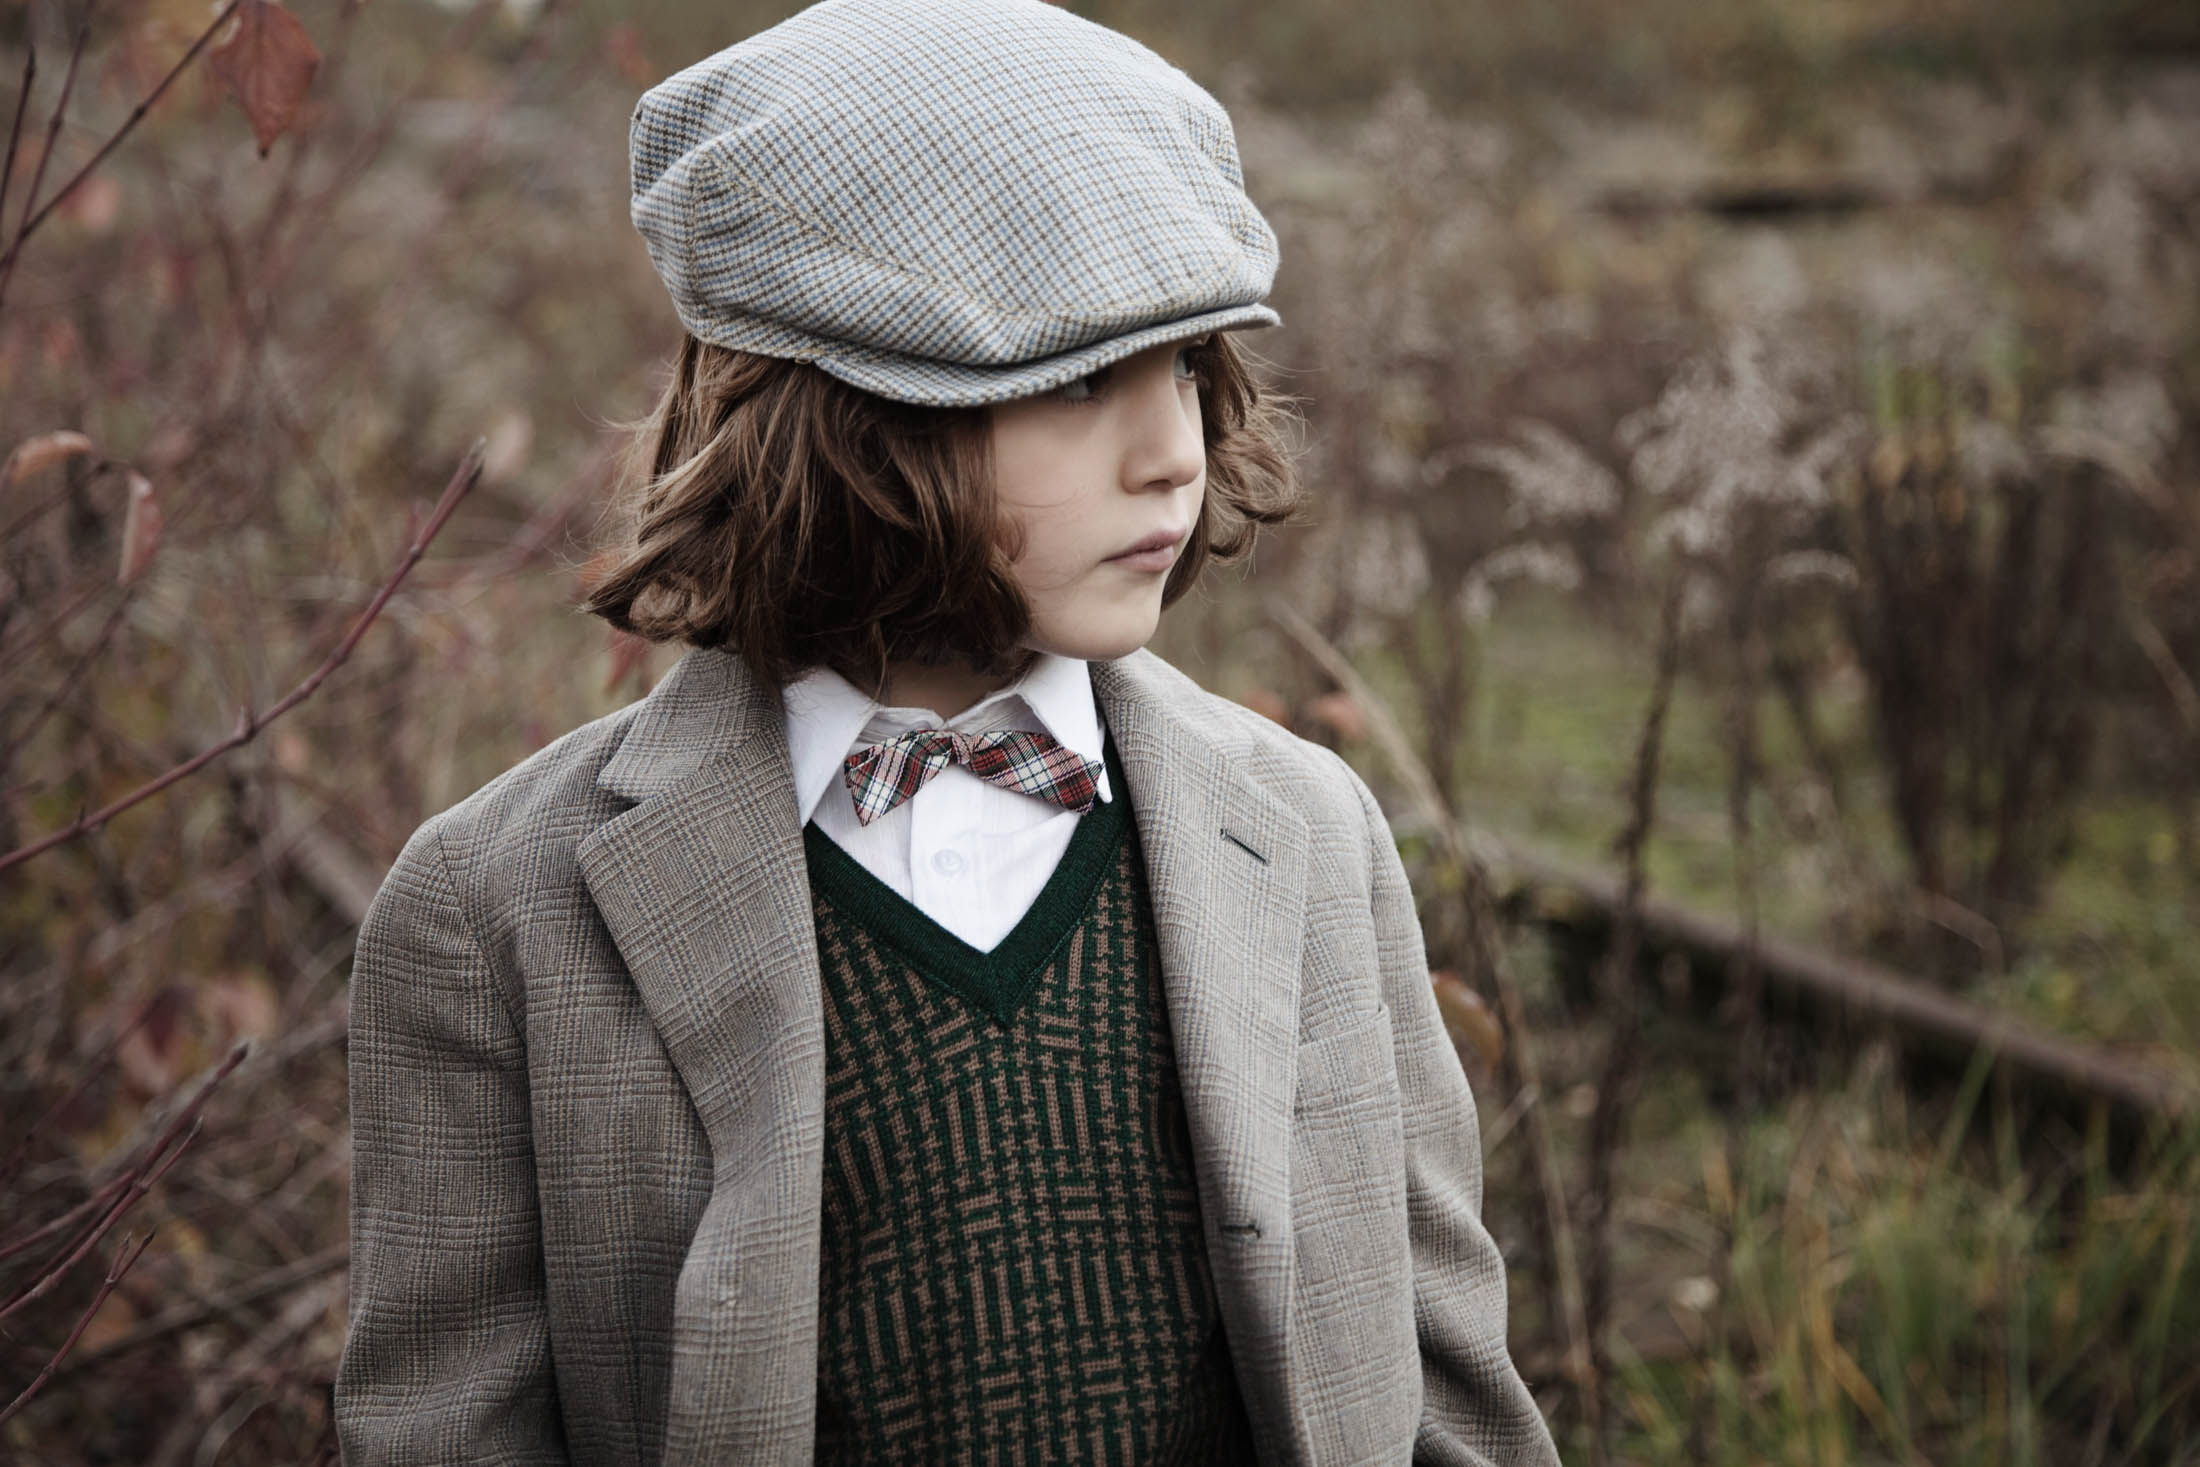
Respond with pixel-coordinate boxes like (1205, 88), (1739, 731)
(336, 818), (570, 1466)
(1346, 769), (1561, 1467)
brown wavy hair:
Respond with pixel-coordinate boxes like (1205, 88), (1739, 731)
(582, 331), (1301, 694)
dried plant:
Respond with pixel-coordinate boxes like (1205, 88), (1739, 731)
(0, 0), (645, 1455)
(1831, 362), (2170, 946)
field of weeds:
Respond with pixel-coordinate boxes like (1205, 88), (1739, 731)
(3, 0), (2197, 1460)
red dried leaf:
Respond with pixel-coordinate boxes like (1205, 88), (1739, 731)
(118, 472), (161, 586)
(207, 0), (321, 158)
(2, 429), (94, 488)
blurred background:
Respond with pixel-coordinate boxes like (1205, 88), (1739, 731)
(3, 0), (2197, 1460)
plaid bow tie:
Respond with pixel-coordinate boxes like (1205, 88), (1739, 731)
(843, 727), (1102, 826)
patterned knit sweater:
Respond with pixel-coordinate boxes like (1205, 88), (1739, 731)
(802, 746), (1256, 1465)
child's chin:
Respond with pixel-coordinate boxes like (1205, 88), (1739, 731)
(1029, 612), (1162, 663)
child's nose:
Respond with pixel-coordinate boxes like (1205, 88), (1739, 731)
(1120, 364), (1204, 495)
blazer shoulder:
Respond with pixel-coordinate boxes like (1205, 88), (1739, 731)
(383, 695), (650, 921)
(1129, 652), (1376, 828)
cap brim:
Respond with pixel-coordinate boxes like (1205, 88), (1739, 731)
(802, 303), (1282, 408)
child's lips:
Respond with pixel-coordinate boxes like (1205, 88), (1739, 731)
(1104, 527), (1187, 573)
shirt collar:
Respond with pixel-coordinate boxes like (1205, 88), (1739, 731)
(781, 652), (1111, 826)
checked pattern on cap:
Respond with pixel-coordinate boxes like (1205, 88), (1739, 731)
(626, 0), (1280, 408)
(843, 728), (1102, 827)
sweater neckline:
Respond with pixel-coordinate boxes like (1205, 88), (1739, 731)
(800, 732), (1132, 1027)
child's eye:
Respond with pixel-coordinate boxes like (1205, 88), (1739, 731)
(1056, 367), (1109, 405)
(1174, 334), (1213, 383)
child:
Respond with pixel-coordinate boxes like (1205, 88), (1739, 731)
(335, 0), (1558, 1462)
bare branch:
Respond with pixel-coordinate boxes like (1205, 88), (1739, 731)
(0, 593), (132, 767)
(0, 576), (112, 680)
(0, 443), (485, 875)
(0, 1118), (193, 1323)
(0, 458), (104, 544)
(60, 1242), (347, 1374)
(0, 46), (34, 231)
(0, 0), (244, 316)
(1581, 568), (1686, 1467)
(0, 1170), (133, 1266)
(0, 1229), (157, 1430)
(0, 5), (91, 314)
(0, 996), (158, 1193)
(0, 1043), (247, 1321)
(2129, 597), (2200, 742)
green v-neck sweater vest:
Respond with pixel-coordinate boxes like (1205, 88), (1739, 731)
(801, 744), (1258, 1464)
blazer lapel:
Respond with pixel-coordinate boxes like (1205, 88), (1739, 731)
(576, 648), (825, 1461)
(1093, 652), (1310, 1443)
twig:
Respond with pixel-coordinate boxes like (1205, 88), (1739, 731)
(1720, 568), (1768, 1074)
(0, 592), (132, 767)
(0, 575), (110, 677)
(0, 449), (120, 544)
(81, 805), (330, 968)
(1582, 569), (1686, 1467)
(2128, 597), (2200, 743)
(146, 1271), (344, 1467)
(1265, 594), (1597, 1406)
(0, 1041), (247, 1321)
(0, 996), (158, 1193)
(0, 45), (33, 232)
(61, 1245), (349, 1374)
(0, 442), (485, 875)
(1267, 595), (1456, 852)
(0, 1228), (156, 1429)
(0, 1117), (193, 1323)
(0, 0), (242, 316)
(0, 1168), (133, 1265)
(1913, 888), (2006, 980)
(1698, 556), (1769, 1456)
(444, 440), (619, 589)
(0, 4), (91, 314)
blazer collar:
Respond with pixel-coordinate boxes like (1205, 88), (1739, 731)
(594, 645), (772, 804)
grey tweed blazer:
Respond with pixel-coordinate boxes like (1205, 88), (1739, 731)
(336, 646), (1558, 1466)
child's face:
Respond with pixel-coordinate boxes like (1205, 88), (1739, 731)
(989, 336), (1208, 663)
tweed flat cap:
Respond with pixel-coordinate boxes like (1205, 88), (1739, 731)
(629, 0), (1280, 407)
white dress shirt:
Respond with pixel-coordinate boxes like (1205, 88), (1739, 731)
(782, 653), (1114, 954)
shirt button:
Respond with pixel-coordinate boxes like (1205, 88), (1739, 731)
(931, 848), (967, 877)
